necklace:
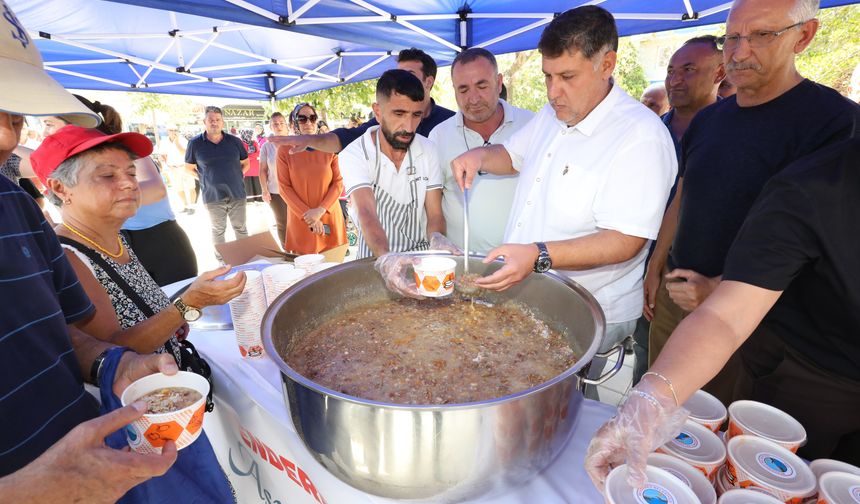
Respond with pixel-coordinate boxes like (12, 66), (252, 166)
(62, 222), (124, 259)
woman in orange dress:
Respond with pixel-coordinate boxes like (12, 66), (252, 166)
(276, 102), (346, 254)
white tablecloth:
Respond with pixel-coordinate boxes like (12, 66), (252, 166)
(167, 281), (614, 504)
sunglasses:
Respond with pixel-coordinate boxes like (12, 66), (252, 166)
(296, 114), (317, 124)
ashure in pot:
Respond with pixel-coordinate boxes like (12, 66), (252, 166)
(262, 255), (622, 501)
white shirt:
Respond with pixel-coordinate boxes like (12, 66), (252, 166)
(160, 135), (188, 168)
(340, 126), (443, 258)
(503, 84), (677, 323)
(259, 141), (279, 194)
(429, 100), (534, 254)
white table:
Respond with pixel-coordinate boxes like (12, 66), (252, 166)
(166, 281), (614, 504)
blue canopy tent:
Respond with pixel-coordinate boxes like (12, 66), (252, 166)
(9, 0), (856, 100)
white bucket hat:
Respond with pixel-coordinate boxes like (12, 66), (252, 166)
(0, 0), (99, 127)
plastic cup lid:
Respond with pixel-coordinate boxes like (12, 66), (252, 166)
(294, 254), (325, 266)
(414, 256), (456, 272)
(659, 420), (726, 465)
(684, 389), (727, 424)
(717, 489), (782, 503)
(728, 400), (806, 444)
(605, 464), (702, 504)
(818, 471), (860, 503)
(810, 458), (860, 480)
(726, 435), (816, 495)
(647, 453), (716, 504)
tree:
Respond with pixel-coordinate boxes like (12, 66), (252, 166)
(276, 79), (377, 124)
(614, 39), (649, 100)
(796, 5), (860, 94)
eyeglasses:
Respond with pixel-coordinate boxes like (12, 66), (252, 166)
(296, 114), (317, 124)
(717, 21), (806, 50)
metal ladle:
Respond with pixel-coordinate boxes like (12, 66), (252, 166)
(463, 187), (470, 274)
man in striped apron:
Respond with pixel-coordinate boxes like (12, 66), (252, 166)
(340, 69), (445, 260)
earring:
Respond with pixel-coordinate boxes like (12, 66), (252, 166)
(64, 199), (71, 205)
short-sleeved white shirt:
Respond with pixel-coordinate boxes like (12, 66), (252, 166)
(340, 126), (443, 258)
(160, 136), (188, 168)
(502, 84), (677, 323)
(259, 141), (279, 194)
(429, 100), (534, 254)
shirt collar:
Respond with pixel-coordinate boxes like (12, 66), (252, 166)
(560, 81), (621, 137)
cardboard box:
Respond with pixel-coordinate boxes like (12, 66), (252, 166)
(215, 232), (348, 266)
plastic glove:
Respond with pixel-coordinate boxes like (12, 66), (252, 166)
(374, 253), (424, 299)
(584, 378), (689, 492)
(428, 232), (463, 255)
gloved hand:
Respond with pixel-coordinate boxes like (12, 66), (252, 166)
(374, 253), (424, 299)
(584, 378), (689, 491)
(428, 232), (463, 255)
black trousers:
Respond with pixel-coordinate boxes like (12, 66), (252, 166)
(267, 192), (288, 248)
(735, 326), (860, 464)
(123, 220), (198, 286)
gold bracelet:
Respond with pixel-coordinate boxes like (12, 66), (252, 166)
(643, 371), (679, 406)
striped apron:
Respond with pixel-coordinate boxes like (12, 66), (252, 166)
(356, 128), (430, 259)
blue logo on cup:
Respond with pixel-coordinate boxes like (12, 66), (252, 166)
(756, 452), (796, 479)
(635, 483), (675, 504)
(764, 457), (788, 474)
(641, 488), (669, 504)
(671, 431), (700, 450)
(125, 425), (141, 447)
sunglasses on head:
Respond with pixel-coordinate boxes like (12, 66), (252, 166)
(296, 114), (317, 123)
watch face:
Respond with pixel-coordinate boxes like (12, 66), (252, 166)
(184, 308), (202, 322)
(536, 257), (552, 273)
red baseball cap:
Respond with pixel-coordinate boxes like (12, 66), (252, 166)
(31, 125), (154, 186)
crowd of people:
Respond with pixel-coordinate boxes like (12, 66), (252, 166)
(1, 0), (859, 501)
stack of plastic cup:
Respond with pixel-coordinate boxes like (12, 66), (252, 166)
(684, 389), (728, 432)
(724, 435), (816, 502)
(228, 270), (268, 358)
(647, 453), (717, 504)
(294, 253), (325, 274)
(605, 464), (702, 504)
(310, 262), (340, 274)
(727, 400), (807, 452)
(817, 471), (860, 503)
(261, 265), (306, 306)
(656, 419), (726, 482)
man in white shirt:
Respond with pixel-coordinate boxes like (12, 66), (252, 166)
(429, 48), (533, 254)
(451, 6), (677, 399)
(340, 69), (445, 259)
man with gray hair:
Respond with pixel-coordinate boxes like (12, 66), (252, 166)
(185, 105), (250, 256)
(451, 6), (677, 401)
(429, 47), (533, 254)
(646, 0), (860, 405)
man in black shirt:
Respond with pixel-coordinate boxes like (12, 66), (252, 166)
(268, 48), (455, 154)
(586, 139), (860, 485)
(647, 0), (860, 404)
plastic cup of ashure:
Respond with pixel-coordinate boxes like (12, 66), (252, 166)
(120, 371), (210, 454)
(717, 488), (783, 504)
(647, 452), (717, 504)
(605, 464), (702, 504)
(715, 465), (735, 497)
(810, 458), (860, 480)
(684, 389), (728, 432)
(656, 419), (727, 482)
(413, 256), (456, 297)
(724, 435), (816, 503)
(294, 253), (325, 272)
(817, 471), (860, 504)
(727, 400), (807, 453)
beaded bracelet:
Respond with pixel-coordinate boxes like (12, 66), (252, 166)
(643, 371), (679, 406)
(630, 389), (661, 410)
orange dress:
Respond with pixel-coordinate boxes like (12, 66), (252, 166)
(276, 147), (347, 254)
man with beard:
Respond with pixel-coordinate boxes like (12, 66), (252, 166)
(339, 69), (445, 259)
(645, 0), (860, 405)
(429, 48), (533, 254)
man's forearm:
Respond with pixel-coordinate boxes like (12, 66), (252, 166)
(305, 133), (343, 153)
(477, 144), (516, 176)
(547, 230), (647, 272)
(184, 164), (199, 179)
(649, 178), (682, 274)
(355, 210), (390, 257)
(241, 160), (250, 175)
(68, 324), (114, 383)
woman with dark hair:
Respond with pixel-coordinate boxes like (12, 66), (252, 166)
(276, 102), (346, 254)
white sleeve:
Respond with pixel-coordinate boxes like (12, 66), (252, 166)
(501, 110), (540, 172)
(339, 142), (373, 197)
(593, 135), (678, 240)
(424, 141), (443, 191)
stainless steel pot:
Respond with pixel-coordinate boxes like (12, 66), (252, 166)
(261, 255), (624, 502)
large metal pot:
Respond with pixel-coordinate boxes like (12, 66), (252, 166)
(261, 255), (623, 502)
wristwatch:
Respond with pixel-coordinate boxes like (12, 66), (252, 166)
(533, 242), (552, 273)
(173, 296), (202, 322)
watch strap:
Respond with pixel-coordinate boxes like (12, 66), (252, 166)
(90, 349), (110, 385)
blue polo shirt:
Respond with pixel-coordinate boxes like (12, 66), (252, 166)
(332, 99), (455, 151)
(0, 176), (97, 475)
(185, 131), (248, 204)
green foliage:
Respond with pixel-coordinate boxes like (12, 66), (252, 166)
(614, 39), (649, 99)
(276, 79), (377, 123)
(796, 5), (860, 94)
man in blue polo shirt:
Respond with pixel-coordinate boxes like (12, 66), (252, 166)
(0, 1), (176, 498)
(185, 106), (250, 255)
(267, 48), (455, 154)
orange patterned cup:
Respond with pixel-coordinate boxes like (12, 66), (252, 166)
(413, 257), (456, 297)
(120, 371), (210, 454)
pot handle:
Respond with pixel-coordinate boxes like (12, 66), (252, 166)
(581, 341), (626, 386)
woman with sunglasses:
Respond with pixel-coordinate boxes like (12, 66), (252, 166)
(276, 103), (346, 254)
